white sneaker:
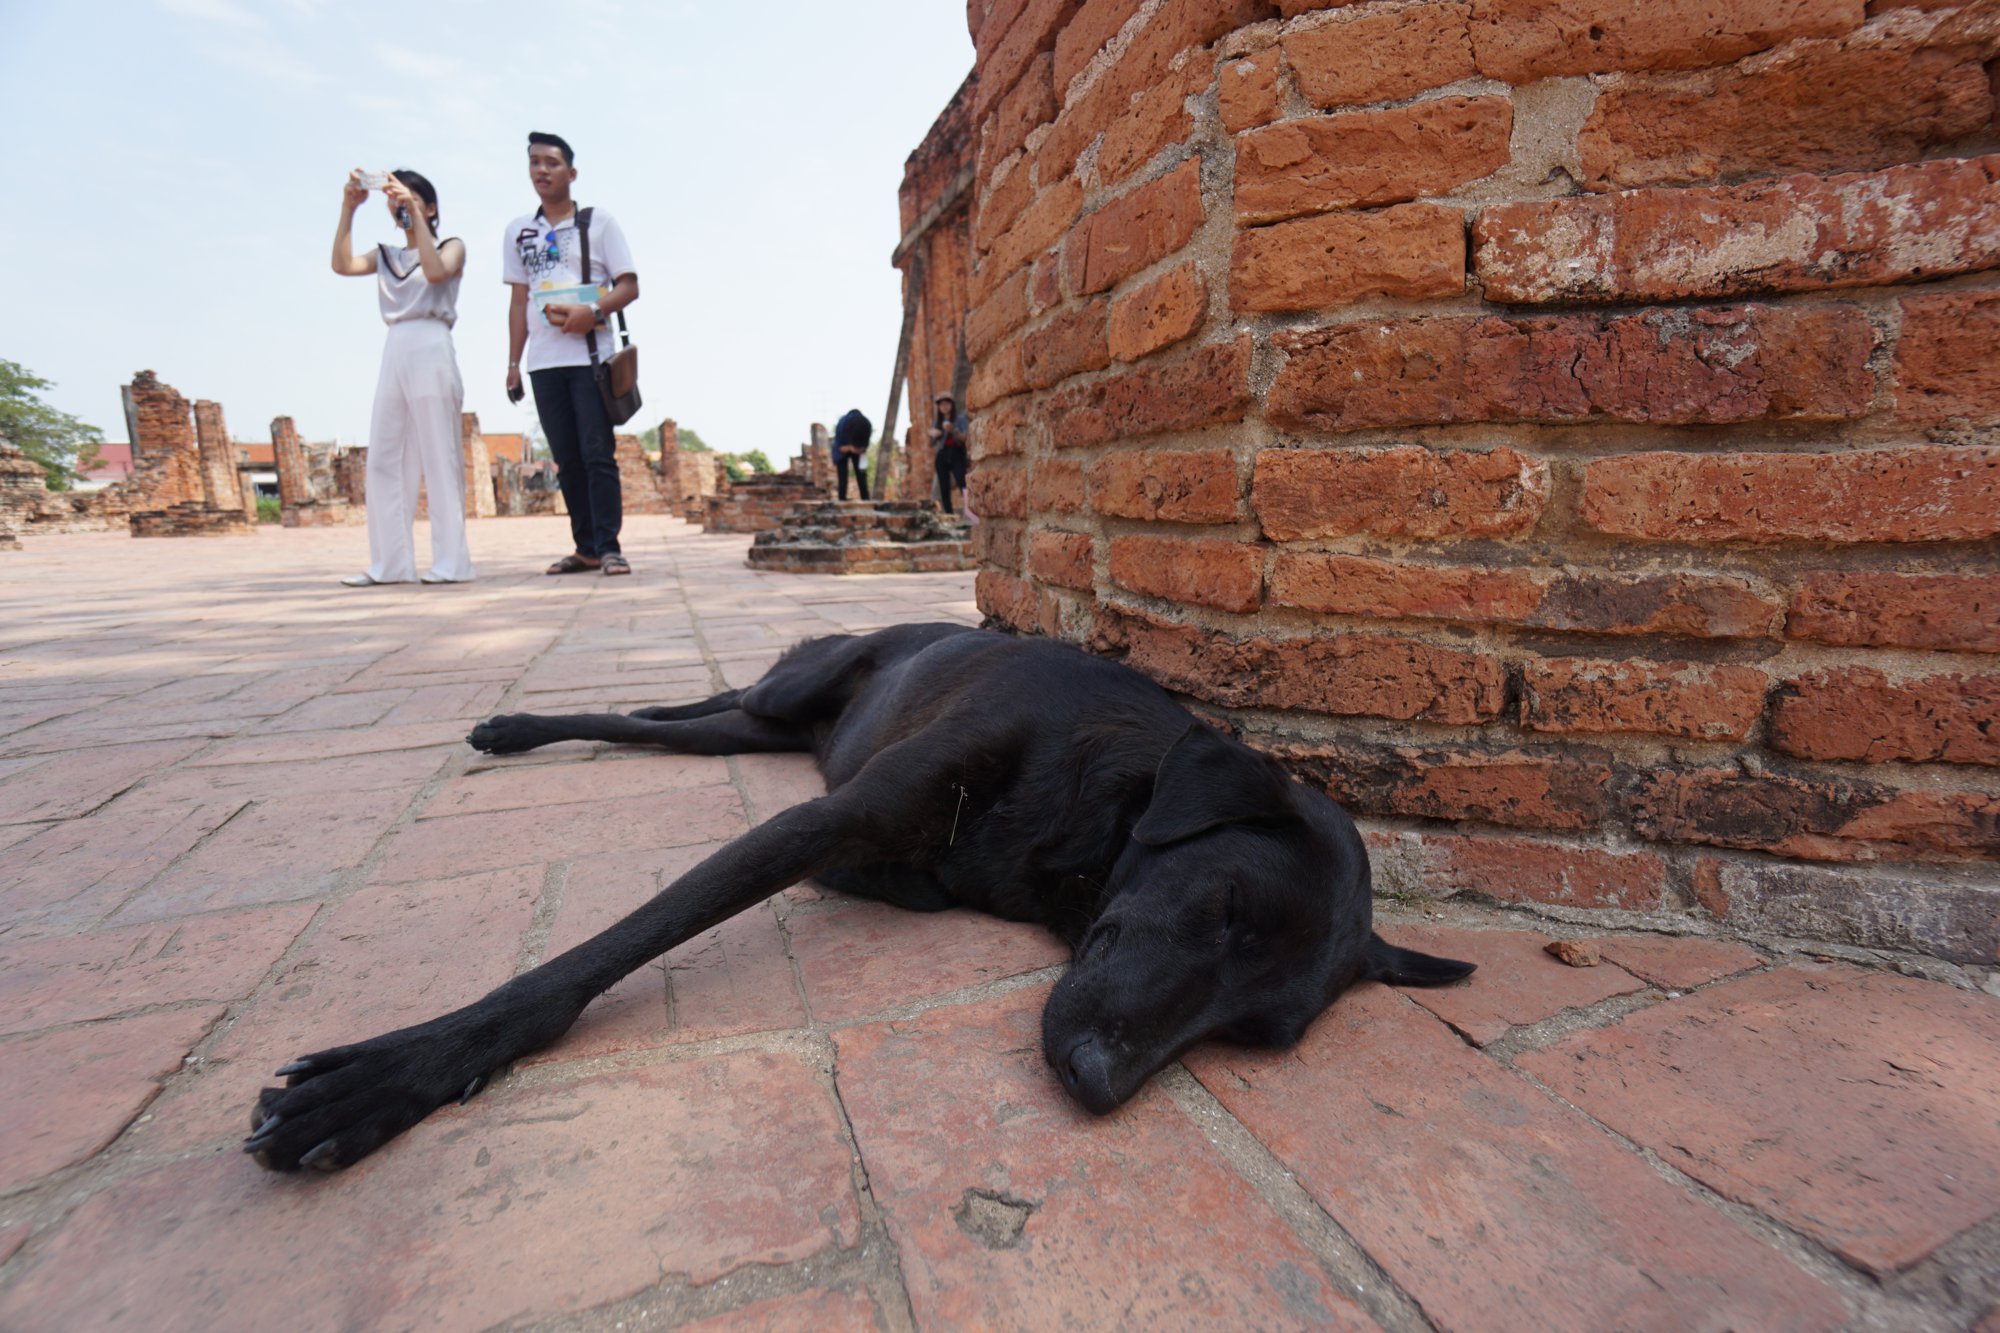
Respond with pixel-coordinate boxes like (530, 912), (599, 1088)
(339, 573), (379, 587)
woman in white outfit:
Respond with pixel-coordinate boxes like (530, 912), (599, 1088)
(330, 168), (475, 585)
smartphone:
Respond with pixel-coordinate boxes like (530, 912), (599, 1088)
(358, 170), (389, 190)
(507, 383), (525, 405)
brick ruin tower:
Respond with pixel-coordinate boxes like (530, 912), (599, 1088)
(912, 1), (2000, 967)
(123, 371), (253, 537)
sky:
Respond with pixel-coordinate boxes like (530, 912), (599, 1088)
(0, 0), (974, 458)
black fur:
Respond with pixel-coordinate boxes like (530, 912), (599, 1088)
(245, 624), (1472, 1171)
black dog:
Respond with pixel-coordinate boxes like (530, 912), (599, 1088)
(246, 623), (1472, 1171)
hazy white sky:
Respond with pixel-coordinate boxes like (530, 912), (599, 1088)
(2, 0), (973, 457)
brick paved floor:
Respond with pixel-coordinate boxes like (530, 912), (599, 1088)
(1, 515), (1996, 1331)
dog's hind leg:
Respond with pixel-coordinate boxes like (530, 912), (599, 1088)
(246, 740), (961, 1172)
(467, 707), (807, 756)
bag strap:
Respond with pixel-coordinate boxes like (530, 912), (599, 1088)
(576, 207), (629, 374)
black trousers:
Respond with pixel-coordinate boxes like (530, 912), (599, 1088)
(836, 452), (869, 501)
(935, 445), (968, 514)
(530, 366), (622, 557)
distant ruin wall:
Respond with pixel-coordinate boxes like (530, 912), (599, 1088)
(922, 0), (2000, 965)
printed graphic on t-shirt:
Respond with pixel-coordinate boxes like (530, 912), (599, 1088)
(513, 221), (583, 287)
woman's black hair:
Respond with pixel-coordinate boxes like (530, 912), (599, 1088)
(390, 169), (440, 229)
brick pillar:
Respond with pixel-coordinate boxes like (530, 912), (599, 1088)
(125, 371), (204, 510)
(614, 432), (668, 513)
(271, 415), (313, 510)
(810, 423), (838, 495)
(192, 400), (243, 513)
(460, 413), (496, 519)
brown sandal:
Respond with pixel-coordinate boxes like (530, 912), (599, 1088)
(600, 553), (631, 576)
(546, 554), (600, 575)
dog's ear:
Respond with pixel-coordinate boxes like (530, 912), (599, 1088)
(1133, 723), (1295, 846)
(1363, 933), (1476, 986)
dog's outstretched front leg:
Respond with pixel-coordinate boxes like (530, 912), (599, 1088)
(466, 708), (806, 756)
(246, 791), (864, 1172)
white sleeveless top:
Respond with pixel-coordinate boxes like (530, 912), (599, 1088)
(376, 243), (461, 327)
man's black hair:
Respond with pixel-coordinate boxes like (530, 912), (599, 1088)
(390, 169), (439, 227)
(528, 132), (575, 166)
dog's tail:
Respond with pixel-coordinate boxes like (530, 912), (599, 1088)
(628, 690), (746, 721)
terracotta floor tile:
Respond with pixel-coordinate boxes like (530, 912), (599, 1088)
(0, 1006), (226, 1192)
(1596, 934), (1767, 990)
(0, 739), (206, 824)
(0, 1053), (859, 1329)
(423, 751), (731, 819)
(1378, 921), (1647, 1045)
(0, 904), (316, 1033)
(1518, 965), (2000, 1276)
(1191, 985), (1848, 1332)
(134, 867), (544, 1152)
(790, 900), (1068, 1024)
(372, 785), (746, 882)
(836, 984), (1375, 1330)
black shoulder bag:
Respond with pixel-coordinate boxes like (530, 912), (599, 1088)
(578, 206), (641, 425)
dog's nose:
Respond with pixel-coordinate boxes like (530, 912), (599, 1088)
(1059, 1037), (1120, 1115)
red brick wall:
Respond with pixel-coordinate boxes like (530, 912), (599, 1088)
(124, 371), (205, 511)
(929, 0), (2000, 965)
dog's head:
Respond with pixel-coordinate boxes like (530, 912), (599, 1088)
(1041, 723), (1473, 1114)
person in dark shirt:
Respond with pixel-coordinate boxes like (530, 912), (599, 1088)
(832, 408), (872, 501)
(930, 393), (969, 516)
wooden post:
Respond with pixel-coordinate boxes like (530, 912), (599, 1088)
(877, 248), (925, 500)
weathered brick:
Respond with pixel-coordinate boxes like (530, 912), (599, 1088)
(1280, 740), (1614, 830)
(1580, 447), (2000, 544)
(1469, 0), (1865, 82)
(975, 0), (1086, 118)
(989, 51), (1058, 167)
(1771, 667), (2000, 765)
(1788, 572), (2000, 654)
(1235, 97), (1513, 225)
(1020, 297), (1111, 388)
(1253, 446), (1548, 540)
(965, 333), (1028, 410)
(1696, 858), (2000, 963)
(1053, 0), (1147, 89)
(1232, 203), (1466, 312)
(1027, 528), (1095, 589)
(1269, 305), (1877, 432)
(1027, 455), (1085, 512)
(1218, 41), (1283, 133)
(975, 154), (1036, 253)
(1096, 57), (1207, 186)
(1064, 160), (1205, 296)
(1030, 248), (1064, 311)
(966, 267), (1031, 361)
(1087, 448), (1240, 523)
(1109, 535), (1263, 612)
(1044, 0), (1274, 181)
(1107, 263), (1207, 360)
(1476, 156), (2000, 305)
(1098, 609), (1508, 724)
(970, 399), (1039, 460)
(1412, 833), (1668, 910)
(967, 463), (1029, 519)
(976, 568), (1038, 630)
(1578, 22), (1994, 191)
(1271, 557), (1783, 639)
(1896, 289), (2000, 425)
(1521, 658), (1772, 741)
(975, 175), (1082, 303)
(1047, 335), (1253, 446)
(973, 519), (1025, 573)
(1285, 3), (1476, 108)
(1629, 768), (2000, 863)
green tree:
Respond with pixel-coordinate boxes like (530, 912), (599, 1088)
(0, 360), (103, 491)
(677, 427), (713, 453)
(740, 449), (773, 474)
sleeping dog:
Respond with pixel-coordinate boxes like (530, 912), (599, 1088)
(247, 623), (1473, 1171)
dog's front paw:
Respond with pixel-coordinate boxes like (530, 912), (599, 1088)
(467, 713), (550, 755)
(245, 1028), (495, 1172)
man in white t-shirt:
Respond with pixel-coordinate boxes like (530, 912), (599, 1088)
(502, 131), (640, 576)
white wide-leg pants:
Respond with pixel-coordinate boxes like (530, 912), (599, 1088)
(365, 319), (475, 583)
